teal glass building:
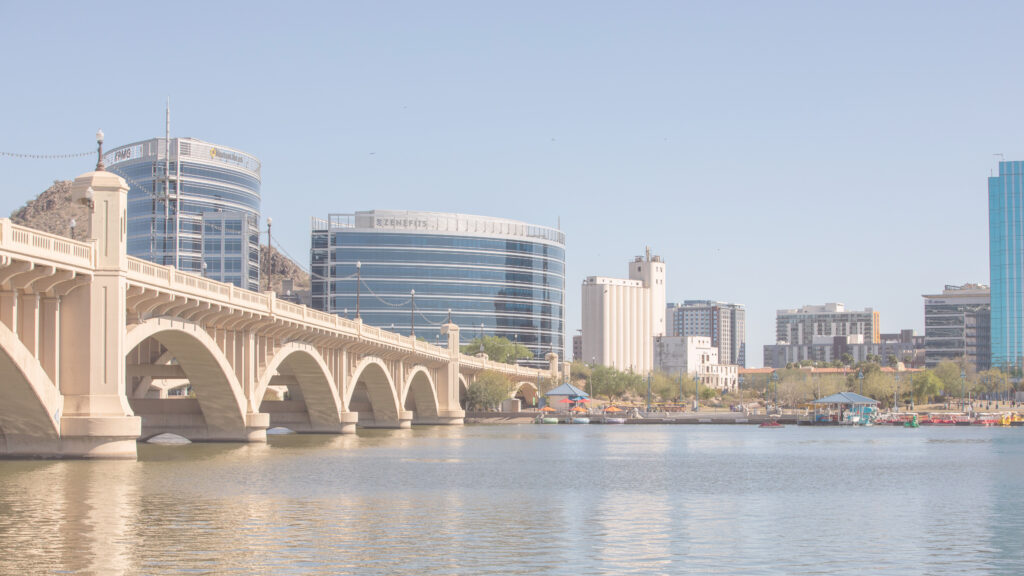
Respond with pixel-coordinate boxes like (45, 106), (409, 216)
(989, 161), (1024, 370)
(311, 211), (566, 368)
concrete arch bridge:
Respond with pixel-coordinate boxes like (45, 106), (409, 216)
(0, 168), (561, 459)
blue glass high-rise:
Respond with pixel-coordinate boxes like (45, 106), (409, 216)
(106, 138), (262, 291)
(989, 161), (1024, 371)
(311, 211), (566, 368)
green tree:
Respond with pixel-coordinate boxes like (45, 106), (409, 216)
(840, 353), (854, 366)
(933, 360), (964, 395)
(911, 371), (942, 404)
(650, 371), (691, 403)
(461, 335), (534, 364)
(570, 361), (592, 384)
(465, 370), (511, 411)
(589, 364), (623, 400)
(699, 385), (716, 401)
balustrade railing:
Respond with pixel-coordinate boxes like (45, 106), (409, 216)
(0, 219), (94, 269)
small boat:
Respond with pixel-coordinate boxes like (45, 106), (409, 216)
(571, 417), (591, 424)
(534, 416), (559, 424)
(604, 417), (626, 424)
(974, 414), (999, 426)
(759, 420), (784, 428)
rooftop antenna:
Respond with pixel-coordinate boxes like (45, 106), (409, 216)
(165, 98), (171, 199)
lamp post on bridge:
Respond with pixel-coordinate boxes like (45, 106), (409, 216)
(410, 289), (415, 337)
(355, 260), (361, 320)
(264, 217), (272, 292)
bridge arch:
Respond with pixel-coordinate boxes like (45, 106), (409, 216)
(255, 343), (343, 433)
(458, 374), (469, 410)
(125, 318), (247, 440)
(513, 381), (539, 408)
(0, 322), (61, 454)
(402, 365), (439, 424)
(346, 357), (400, 428)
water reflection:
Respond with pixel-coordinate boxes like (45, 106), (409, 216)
(0, 425), (1021, 574)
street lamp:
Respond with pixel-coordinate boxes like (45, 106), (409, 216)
(961, 369), (966, 412)
(858, 369), (864, 396)
(512, 334), (518, 365)
(95, 129), (105, 171)
(694, 370), (700, 412)
(69, 218), (76, 241)
(894, 373), (900, 413)
(410, 289), (415, 337)
(770, 371), (779, 413)
(739, 374), (745, 410)
(355, 260), (361, 319)
(265, 217), (272, 292)
(479, 323), (485, 354)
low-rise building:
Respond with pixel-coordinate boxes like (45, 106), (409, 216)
(763, 333), (919, 368)
(654, 335), (738, 391)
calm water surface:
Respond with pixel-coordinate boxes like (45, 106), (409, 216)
(1, 424), (1022, 575)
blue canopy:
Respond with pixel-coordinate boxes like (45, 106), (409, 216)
(813, 392), (879, 405)
(546, 382), (589, 399)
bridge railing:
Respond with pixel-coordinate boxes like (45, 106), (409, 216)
(0, 219), (95, 270)
(123, 254), (549, 379)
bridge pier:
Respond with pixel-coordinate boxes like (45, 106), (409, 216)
(435, 410), (466, 425)
(54, 170), (141, 459)
(340, 412), (358, 434)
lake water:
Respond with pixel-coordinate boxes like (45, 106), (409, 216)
(1, 424), (1022, 575)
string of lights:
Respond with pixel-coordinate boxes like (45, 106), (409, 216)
(0, 150), (93, 160)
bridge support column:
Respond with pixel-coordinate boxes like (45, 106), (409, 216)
(57, 170), (140, 459)
(340, 412), (358, 434)
(437, 322), (465, 425)
(398, 410), (413, 429)
(39, 297), (59, 387)
(0, 290), (15, 331)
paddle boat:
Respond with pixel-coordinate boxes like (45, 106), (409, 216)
(759, 419), (784, 428)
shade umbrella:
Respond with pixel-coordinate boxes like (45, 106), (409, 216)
(559, 398), (574, 404)
(571, 406), (588, 413)
(604, 406), (622, 413)
(541, 406), (557, 413)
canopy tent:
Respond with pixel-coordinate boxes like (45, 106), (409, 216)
(546, 382), (589, 399)
(545, 382), (590, 413)
(812, 392), (879, 425)
(813, 392), (879, 406)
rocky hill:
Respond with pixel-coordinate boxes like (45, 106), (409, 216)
(10, 180), (310, 295)
(9, 180), (89, 238)
(261, 244), (311, 294)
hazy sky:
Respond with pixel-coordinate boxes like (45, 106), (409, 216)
(1, 1), (1016, 366)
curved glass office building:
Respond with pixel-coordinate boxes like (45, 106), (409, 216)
(311, 211), (566, 367)
(105, 137), (261, 291)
